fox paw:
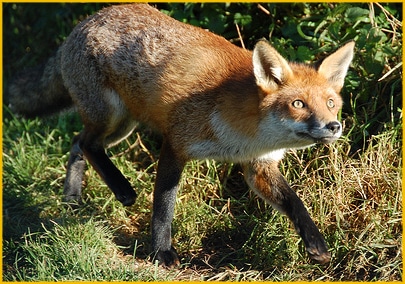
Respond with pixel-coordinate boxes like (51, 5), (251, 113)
(116, 191), (137, 206)
(63, 194), (82, 203)
(155, 247), (180, 268)
(307, 245), (331, 264)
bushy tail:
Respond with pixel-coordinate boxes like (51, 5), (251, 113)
(8, 49), (73, 118)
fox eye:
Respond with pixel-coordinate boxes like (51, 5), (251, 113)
(292, 100), (305, 108)
(327, 99), (335, 108)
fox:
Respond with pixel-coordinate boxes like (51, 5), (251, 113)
(8, 3), (354, 267)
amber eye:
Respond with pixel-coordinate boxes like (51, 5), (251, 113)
(327, 99), (335, 108)
(292, 100), (305, 108)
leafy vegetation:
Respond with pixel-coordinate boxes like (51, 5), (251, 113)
(3, 2), (402, 281)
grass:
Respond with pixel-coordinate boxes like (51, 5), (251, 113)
(2, 105), (402, 281)
(3, 3), (402, 281)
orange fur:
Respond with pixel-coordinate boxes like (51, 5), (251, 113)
(8, 3), (355, 266)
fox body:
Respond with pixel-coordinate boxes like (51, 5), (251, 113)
(9, 4), (354, 267)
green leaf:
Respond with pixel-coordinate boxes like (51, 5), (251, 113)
(234, 12), (252, 26)
(296, 45), (312, 61)
(344, 7), (370, 23)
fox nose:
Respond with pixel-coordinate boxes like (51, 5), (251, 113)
(326, 121), (341, 135)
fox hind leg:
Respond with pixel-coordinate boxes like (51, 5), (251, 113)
(63, 87), (137, 206)
(242, 159), (331, 264)
(63, 134), (86, 203)
(71, 126), (137, 206)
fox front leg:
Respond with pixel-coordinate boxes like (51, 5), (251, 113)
(242, 158), (331, 264)
(151, 141), (185, 267)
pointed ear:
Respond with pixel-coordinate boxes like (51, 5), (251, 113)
(252, 40), (293, 90)
(317, 41), (355, 92)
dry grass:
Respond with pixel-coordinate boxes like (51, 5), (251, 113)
(3, 2), (402, 281)
(4, 110), (401, 281)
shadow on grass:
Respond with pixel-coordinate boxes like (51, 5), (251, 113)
(179, 165), (294, 275)
(3, 179), (57, 277)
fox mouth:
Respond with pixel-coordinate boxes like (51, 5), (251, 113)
(296, 132), (339, 144)
(316, 136), (339, 144)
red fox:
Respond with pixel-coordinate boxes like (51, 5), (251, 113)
(9, 4), (354, 267)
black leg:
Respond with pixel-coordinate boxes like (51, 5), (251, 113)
(151, 141), (185, 267)
(78, 130), (137, 206)
(63, 135), (86, 203)
(243, 159), (331, 264)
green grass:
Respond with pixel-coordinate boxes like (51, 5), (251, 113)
(2, 3), (402, 281)
(2, 106), (402, 281)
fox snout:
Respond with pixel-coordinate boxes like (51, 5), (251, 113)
(320, 120), (342, 143)
(309, 120), (342, 143)
(326, 121), (341, 135)
(292, 118), (342, 145)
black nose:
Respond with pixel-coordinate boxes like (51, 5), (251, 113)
(326, 121), (341, 134)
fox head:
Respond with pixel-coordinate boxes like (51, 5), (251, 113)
(253, 40), (355, 148)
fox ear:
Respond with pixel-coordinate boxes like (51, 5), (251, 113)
(252, 40), (293, 90)
(316, 41), (355, 92)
